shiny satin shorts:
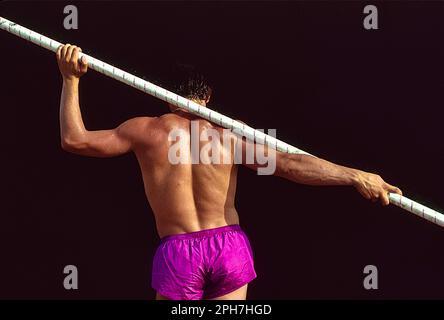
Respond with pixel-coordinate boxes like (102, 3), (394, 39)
(152, 224), (257, 300)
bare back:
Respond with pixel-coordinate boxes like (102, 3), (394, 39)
(132, 113), (239, 238)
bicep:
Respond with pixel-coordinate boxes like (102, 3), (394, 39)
(78, 127), (132, 157)
(63, 118), (147, 158)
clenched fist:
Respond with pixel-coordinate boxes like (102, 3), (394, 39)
(56, 44), (88, 80)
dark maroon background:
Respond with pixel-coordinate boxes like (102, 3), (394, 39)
(1, 1), (443, 299)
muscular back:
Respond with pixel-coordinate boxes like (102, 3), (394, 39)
(57, 44), (403, 240)
(132, 113), (240, 238)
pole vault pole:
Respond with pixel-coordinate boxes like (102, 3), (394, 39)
(1, 16), (443, 227)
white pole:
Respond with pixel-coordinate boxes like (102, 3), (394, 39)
(1, 16), (443, 228)
(0, 16), (306, 156)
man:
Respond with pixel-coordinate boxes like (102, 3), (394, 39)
(56, 44), (402, 300)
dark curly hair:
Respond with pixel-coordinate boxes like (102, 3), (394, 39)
(173, 63), (212, 101)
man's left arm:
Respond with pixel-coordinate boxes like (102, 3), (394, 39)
(274, 152), (402, 205)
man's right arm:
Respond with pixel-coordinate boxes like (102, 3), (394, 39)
(57, 44), (154, 157)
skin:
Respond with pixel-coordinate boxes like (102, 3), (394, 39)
(56, 44), (402, 300)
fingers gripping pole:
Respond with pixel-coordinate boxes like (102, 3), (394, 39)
(1, 16), (443, 228)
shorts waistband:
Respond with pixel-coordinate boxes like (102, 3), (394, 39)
(160, 224), (242, 243)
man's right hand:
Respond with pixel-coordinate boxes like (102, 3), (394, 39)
(56, 44), (88, 81)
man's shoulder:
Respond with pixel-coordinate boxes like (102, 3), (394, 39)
(124, 116), (161, 130)
(124, 114), (189, 133)
(125, 116), (157, 126)
(117, 116), (158, 138)
(157, 113), (192, 129)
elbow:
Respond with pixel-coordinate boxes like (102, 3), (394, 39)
(61, 136), (87, 153)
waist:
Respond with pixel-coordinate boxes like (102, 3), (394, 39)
(160, 224), (242, 243)
(154, 207), (240, 238)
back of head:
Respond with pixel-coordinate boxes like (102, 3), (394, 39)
(171, 63), (212, 102)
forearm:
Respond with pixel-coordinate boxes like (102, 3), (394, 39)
(278, 154), (360, 187)
(59, 78), (88, 144)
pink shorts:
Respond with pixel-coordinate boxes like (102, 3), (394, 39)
(151, 224), (257, 300)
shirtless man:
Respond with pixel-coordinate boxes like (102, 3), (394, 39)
(56, 44), (402, 300)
